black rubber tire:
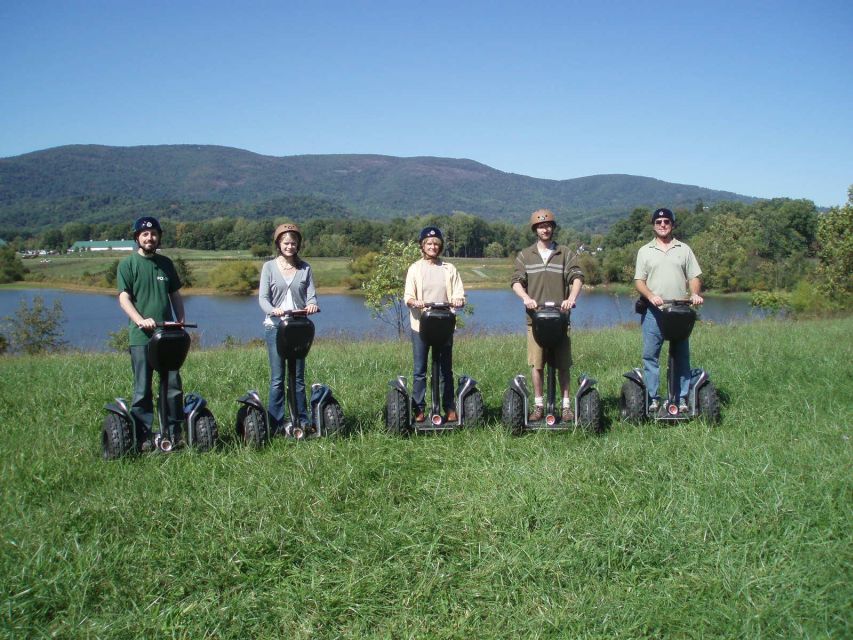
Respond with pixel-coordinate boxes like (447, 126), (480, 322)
(385, 388), (411, 436)
(696, 381), (721, 424)
(620, 379), (646, 423)
(102, 412), (133, 460)
(190, 409), (218, 452)
(239, 406), (268, 448)
(321, 401), (346, 437)
(461, 390), (484, 428)
(577, 389), (604, 434)
(502, 388), (525, 436)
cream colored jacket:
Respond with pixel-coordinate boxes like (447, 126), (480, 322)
(403, 259), (466, 331)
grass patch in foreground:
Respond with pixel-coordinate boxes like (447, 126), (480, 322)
(1, 317), (851, 637)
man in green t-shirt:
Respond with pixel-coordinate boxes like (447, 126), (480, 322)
(117, 216), (185, 448)
(634, 207), (703, 413)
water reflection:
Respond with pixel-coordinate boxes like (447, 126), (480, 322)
(0, 288), (768, 352)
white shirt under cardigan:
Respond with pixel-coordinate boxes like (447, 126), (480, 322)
(258, 258), (318, 327)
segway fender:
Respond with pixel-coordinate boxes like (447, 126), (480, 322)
(310, 383), (332, 436)
(688, 368), (710, 417)
(105, 397), (132, 418)
(183, 392), (209, 448)
(389, 375), (409, 396)
(237, 390), (266, 412)
(508, 374), (530, 427)
(455, 375), (478, 423)
(622, 368), (644, 387)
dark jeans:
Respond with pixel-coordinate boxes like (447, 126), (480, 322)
(130, 345), (183, 440)
(411, 328), (455, 412)
(265, 325), (308, 428)
(641, 306), (691, 401)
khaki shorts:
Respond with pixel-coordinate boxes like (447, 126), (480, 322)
(527, 326), (572, 370)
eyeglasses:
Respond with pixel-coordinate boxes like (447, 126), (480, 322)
(654, 219), (672, 226)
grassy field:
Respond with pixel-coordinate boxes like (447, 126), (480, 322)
(1, 317), (851, 638)
(18, 251), (515, 293)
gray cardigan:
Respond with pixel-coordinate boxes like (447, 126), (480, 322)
(258, 259), (317, 321)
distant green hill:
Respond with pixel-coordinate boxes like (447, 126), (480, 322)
(0, 144), (756, 231)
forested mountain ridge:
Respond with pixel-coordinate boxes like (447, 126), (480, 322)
(0, 144), (756, 230)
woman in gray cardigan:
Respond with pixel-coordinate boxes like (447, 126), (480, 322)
(258, 223), (319, 431)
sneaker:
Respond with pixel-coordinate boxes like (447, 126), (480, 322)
(445, 410), (458, 423)
(561, 407), (574, 422)
(678, 399), (689, 413)
(140, 438), (154, 453)
(528, 405), (544, 421)
(648, 398), (660, 413)
(414, 410), (426, 423)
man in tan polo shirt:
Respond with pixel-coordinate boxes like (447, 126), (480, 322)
(634, 207), (704, 413)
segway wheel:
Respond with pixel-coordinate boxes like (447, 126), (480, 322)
(322, 401), (346, 437)
(102, 413), (133, 460)
(501, 388), (525, 436)
(385, 388), (412, 436)
(577, 389), (604, 434)
(619, 379), (646, 423)
(238, 406), (268, 448)
(462, 390), (484, 428)
(696, 381), (721, 424)
(191, 409), (219, 452)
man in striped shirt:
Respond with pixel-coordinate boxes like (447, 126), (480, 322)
(511, 209), (584, 422)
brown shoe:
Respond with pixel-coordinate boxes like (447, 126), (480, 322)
(445, 410), (458, 423)
(414, 411), (426, 423)
(561, 407), (574, 422)
(528, 405), (544, 421)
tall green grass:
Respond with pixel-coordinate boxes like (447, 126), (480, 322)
(1, 317), (850, 638)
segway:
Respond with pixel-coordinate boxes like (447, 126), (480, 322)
(386, 302), (483, 435)
(102, 322), (219, 459)
(502, 302), (603, 435)
(236, 309), (344, 447)
(620, 299), (721, 423)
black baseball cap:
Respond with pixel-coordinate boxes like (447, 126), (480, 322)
(652, 208), (675, 223)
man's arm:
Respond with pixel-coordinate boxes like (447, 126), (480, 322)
(562, 276), (583, 311)
(119, 291), (156, 330)
(512, 281), (537, 309)
(170, 290), (185, 323)
(635, 279), (663, 307)
(688, 277), (704, 305)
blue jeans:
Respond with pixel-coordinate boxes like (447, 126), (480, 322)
(411, 329), (455, 412)
(130, 345), (183, 440)
(641, 306), (691, 401)
(265, 325), (308, 428)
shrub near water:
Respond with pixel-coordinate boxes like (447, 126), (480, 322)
(1, 318), (851, 637)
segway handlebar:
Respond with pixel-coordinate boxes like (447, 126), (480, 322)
(661, 299), (693, 307)
(155, 321), (198, 328)
(275, 308), (320, 317)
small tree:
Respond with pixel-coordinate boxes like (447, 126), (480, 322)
(362, 239), (420, 337)
(815, 186), (853, 306)
(0, 246), (27, 283)
(209, 261), (259, 295)
(173, 256), (194, 288)
(4, 296), (68, 355)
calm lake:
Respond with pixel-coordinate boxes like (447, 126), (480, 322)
(0, 288), (765, 352)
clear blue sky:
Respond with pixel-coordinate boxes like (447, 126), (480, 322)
(2, 0), (851, 206)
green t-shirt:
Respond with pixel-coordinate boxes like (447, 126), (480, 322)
(117, 251), (182, 346)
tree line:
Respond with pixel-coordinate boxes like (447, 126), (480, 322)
(3, 194), (851, 307)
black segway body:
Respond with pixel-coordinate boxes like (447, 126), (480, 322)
(236, 310), (345, 445)
(386, 303), (483, 435)
(503, 303), (603, 435)
(620, 300), (720, 424)
(102, 323), (219, 460)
